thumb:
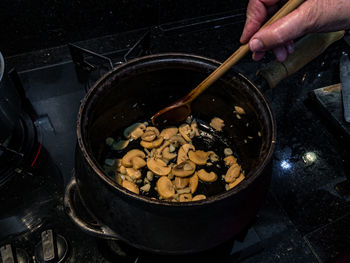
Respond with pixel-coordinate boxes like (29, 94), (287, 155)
(249, 2), (313, 52)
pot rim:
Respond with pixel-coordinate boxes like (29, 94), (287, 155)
(0, 52), (4, 82)
(76, 52), (276, 207)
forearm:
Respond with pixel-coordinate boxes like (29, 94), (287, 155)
(307, 0), (350, 33)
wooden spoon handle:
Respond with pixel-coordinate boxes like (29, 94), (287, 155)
(186, 0), (304, 102)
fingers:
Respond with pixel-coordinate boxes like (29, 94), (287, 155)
(245, 0), (350, 62)
(248, 2), (312, 53)
(273, 41), (294, 62)
(273, 46), (288, 62)
(242, 0), (309, 62)
(285, 41), (294, 54)
(240, 0), (281, 44)
(252, 51), (266, 61)
(252, 41), (294, 62)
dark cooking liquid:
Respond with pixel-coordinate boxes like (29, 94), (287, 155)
(101, 118), (242, 199)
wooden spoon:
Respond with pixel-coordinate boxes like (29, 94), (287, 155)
(152, 0), (304, 126)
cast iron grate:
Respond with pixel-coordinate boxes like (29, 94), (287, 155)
(69, 31), (151, 93)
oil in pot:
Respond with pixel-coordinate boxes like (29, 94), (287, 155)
(100, 118), (243, 201)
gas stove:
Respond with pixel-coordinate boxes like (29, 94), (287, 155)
(1, 10), (350, 263)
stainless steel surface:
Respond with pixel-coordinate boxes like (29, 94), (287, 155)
(340, 53), (350, 122)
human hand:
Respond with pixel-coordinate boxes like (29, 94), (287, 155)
(240, 0), (350, 62)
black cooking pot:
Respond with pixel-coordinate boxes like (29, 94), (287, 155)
(65, 53), (276, 254)
(0, 52), (22, 145)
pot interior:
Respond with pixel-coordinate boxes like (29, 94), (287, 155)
(79, 54), (275, 199)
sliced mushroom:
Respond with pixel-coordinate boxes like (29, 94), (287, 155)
(190, 120), (200, 137)
(185, 115), (193, 124)
(234, 106), (246, 115)
(197, 169), (217, 182)
(126, 168), (142, 180)
(155, 141), (170, 158)
(116, 165), (127, 175)
(210, 117), (225, 131)
(140, 137), (164, 149)
(224, 155), (237, 166)
(169, 144), (176, 153)
(188, 150), (210, 165)
(156, 176), (175, 199)
(224, 148), (233, 156)
(176, 187), (191, 194)
(112, 139), (130, 150)
(122, 180), (139, 194)
(149, 148), (157, 158)
(225, 164), (241, 183)
(179, 124), (192, 142)
(208, 151), (219, 162)
(141, 127), (160, 142)
(136, 178), (143, 184)
(140, 184), (151, 192)
(121, 149), (146, 168)
(160, 127), (178, 140)
(161, 158), (169, 165)
(167, 170), (175, 180)
(179, 193), (192, 202)
(228, 173), (245, 190)
(162, 147), (177, 161)
(172, 160), (196, 177)
(146, 171), (154, 181)
(169, 135), (186, 147)
(177, 144), (195, 164)
(174, 177), (189, 189)
(146, 126), (160, 135)
(124, 175), (134, 182)
(189, 173), (199, 194)
(131, 156), (146, 170)
(115, 173), (123, 185)
(192, 194), (206, 201)
(177, 150), (188, 165)
(147, 158), (171, 176)
(124, 123), (147, 140)
(141, 131), (156, 142)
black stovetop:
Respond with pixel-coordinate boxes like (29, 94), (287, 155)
(2, 10), (350, 263)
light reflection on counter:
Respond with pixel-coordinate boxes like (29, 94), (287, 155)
(280, 160), (292, 170)
(302, 151), (317, 165)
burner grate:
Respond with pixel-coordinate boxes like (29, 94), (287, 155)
(69, 31), (151, 93)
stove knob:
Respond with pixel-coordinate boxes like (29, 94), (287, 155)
(0, 244), (29, 263)
(34, 230), (68, 263)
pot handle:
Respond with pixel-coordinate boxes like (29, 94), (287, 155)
(64, 177), (120, 240)
(257, 31), (345, 89)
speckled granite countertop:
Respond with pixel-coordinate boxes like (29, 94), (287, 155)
(3, 10), (350, 263)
